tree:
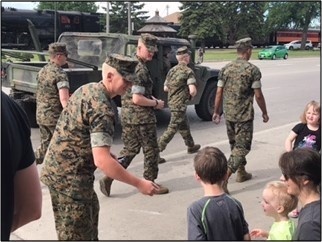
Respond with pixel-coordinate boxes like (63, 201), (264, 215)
(37, 2), (99, 13)
(266, 1), (321, 49)
(179, 1), (267, 48)
(100, 2), (148, 34)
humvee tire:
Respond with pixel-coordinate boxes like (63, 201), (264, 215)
(195, 80), (217, 121)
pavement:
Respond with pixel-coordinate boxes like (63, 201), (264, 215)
(10, 121), (299, 240)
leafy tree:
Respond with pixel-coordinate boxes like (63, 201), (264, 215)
(179, 2), (267, 47)
(266, 1), (321, 49)
(100, 2), (149, 34)
(37, 1), (99, 13)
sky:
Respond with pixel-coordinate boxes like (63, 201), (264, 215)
(1, 2), (182, 17)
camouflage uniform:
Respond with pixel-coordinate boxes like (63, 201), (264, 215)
(119, 54), (159, 181)
(35, 43), (69, 165)
(218, 38), (262, 173)
(41, 54), (137, 240)
(158, 47), (198, 151)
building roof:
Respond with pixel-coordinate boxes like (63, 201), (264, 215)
(137, 10), (177, 36)
(163, 12), (182, 25)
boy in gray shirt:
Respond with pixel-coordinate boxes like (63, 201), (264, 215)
(187, 147), (250, 240)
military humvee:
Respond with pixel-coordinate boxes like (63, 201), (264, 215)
(2, 32), (220, 127)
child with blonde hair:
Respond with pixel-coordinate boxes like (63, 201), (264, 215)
(283, 100), (320, 217)
(250, 181), (298, 240)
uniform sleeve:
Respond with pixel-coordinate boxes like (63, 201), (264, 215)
(251, 65), (262, 89)
(56, 68), (70, 90)
(186, 69), (197, 85)
(187, 205), (206, 240)
(132, 64), (147, 95)
(87, 98), (115, 148)
(217, 69), (225, 87)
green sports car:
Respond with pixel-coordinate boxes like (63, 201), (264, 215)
(258, 45), (288, 60)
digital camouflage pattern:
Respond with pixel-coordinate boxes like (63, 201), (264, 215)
(218, 57), (262, 122)
(48, 42), (68, 55)
(176, 46), (191, 55)
(119, 123), (159, 181)
(105, 53), (138, 82)
(235, 37), (253, 50)
(158, 62), (197, 150)
(36, 62), (69, 125)
(158, 111), (195, 151)
(119, 54), (160, 181)
(218, 55), (261, 173)
(34, 125), (55, 164)
(41, 81), (115, 200)
(164, 63), (197, 111)
(140, 33), (158, 52)
(121, 56), (156, 124)
(49, 188), (99, 240)
(226, 120), (253, 173)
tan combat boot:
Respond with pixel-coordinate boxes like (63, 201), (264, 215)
(187, 144), (201, 154)
(223, 168), (232, 194)
(236, 165), (252, 183)
(158, 157), (166, 164)
(99, 176), (114, 197)
(154, 183), (169, 195)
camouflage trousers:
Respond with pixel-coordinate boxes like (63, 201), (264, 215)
(119, 123), (159, 181)
(48, 187), (99, 240)
(225, 120), (253, 173)
(158, 111), (195, 151)
(35, 125), (56, 165)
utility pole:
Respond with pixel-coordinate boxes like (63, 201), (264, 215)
(106, 2), (109, 33)
(128, 2), (132, 35)
(166, 4), (169, 16)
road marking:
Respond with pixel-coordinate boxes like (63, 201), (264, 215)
(128, 209), (162, 215)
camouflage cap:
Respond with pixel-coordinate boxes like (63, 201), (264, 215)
(176, 46), (191, 55)
(105, 54), (138, 82)
(235, 37), (253, 49)
(140, 33), (158, 52)
(48, 42), (68, 55)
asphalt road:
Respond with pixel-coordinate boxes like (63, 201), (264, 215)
(7, 57), (320, 240)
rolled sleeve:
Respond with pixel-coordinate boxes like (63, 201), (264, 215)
(132, 85), (145, 95)
(90, 132), (113, 148)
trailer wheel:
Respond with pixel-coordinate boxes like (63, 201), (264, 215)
(16, 99), (38, 128)
(195, 80), (217, 121)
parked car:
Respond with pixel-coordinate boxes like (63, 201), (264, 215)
(258, 45), (288, 60)
(284, 40), (313, 50)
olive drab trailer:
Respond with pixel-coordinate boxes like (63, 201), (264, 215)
(2, 31), (220, 128)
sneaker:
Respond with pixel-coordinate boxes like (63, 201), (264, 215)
(158, 157), (166, 164)
(154, 183), (169, 195)
(187, 144), (201, 154)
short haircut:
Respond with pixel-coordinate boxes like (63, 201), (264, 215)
(193, 146), (227, 184)
(264, 181), (298, 216)
(300, 100), (320, 124)
(279, 148), (321, 189)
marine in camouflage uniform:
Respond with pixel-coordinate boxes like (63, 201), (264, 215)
(213, 37), (269, 194)
(35, 42), (70, 165)
(99, 34), (169, 197)
(158, 46), (200, 154)
(41, 54), (159, 240)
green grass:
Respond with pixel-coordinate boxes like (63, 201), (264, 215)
(198, 48), (321, 62)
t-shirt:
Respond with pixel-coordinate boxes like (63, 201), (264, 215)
(1, 91), (35, 240)
(267, 220), (296, 240)
(187, 194), (249, 240)
(292, 123), (321, 151)
(293, 200), (321, 240)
